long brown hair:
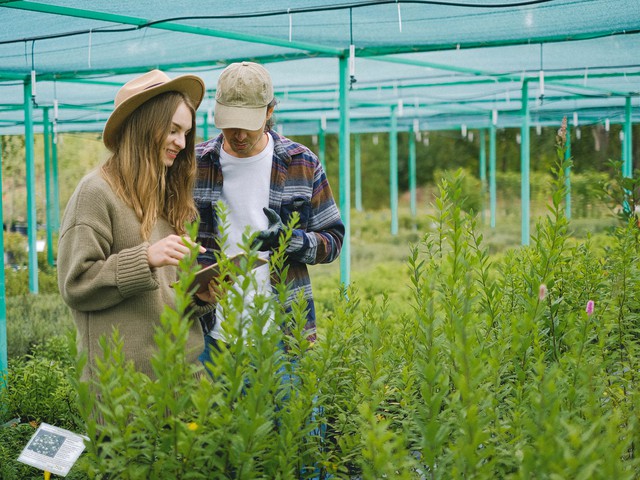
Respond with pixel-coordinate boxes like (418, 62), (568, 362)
(101, 91), (198, 240)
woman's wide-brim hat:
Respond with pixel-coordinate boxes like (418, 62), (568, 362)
(103, 69), (205, 151)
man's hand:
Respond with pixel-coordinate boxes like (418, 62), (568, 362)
(195, 276), (230, 304)
(252, 207), (284, 251)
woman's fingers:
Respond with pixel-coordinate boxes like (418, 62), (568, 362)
(148, 234), (199, 267)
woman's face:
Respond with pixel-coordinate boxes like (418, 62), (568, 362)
(162, 101), (192, 167)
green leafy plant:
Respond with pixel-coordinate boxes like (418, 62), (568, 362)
(4, 126), (640, 478)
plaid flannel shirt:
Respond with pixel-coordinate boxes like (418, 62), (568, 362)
(194, 130), (345, 339)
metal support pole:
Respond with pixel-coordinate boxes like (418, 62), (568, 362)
(520, 80), (531, 246)
(489, 123), (497, 228)
(319, 120), (326, 171)
(52, 122), (60, 230)
(623, 97), (633, 178)
(24, 80), (38, 293)
(43, 107), (55, 266)
(354, 134), (362, 212)
(409, 131), (417, 218)
(564, 124), (572, 220)
(202, 111), (209, 142)
(479, 128), (487, 223)
(389, 105), (398, 235)
(0, 136), (7, 391)
(338, 56), (351, 286)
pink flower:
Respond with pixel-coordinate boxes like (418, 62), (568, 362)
(586, 300), (595, 316)
(538, 284), (547, 301)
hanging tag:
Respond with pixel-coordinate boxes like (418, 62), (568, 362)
(349, 44), (356, 77)
(583, 67), (588, 86)
(88, 29), (92, 67)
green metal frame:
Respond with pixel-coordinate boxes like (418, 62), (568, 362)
(520, 80), (531, 246)
(338, 56), (350, 286)
(24, 80), (38, 293)
(0, 136), (7, 390)
(354, 134), (362, 212)
(489, 122), (497, 229)
(389, 105), (398, 235)
(565, 124), (572, 220)
(43, 107), (55, 266)
(408, 131), (417, 218)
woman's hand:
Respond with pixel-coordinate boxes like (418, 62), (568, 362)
(148, 234), (205, 268)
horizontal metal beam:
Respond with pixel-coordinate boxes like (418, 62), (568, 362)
(2, 1), (343, 56)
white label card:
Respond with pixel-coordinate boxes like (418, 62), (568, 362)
(17, 422), (88, 477)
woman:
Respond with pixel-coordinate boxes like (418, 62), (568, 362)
(57, 69), (215, 380)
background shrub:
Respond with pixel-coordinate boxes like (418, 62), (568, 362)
(6, 293), (74, 358)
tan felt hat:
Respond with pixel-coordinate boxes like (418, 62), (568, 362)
(103, 69), (205, 151)
(214, 62), (273, 131)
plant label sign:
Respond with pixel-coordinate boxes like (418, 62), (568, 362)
(17, 422), (87, 476)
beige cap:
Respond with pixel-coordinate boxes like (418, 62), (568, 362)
(214, 61), (273, 131)
(103, 69), (205, 151)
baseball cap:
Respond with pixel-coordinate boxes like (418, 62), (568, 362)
(214, 61), (274, 131)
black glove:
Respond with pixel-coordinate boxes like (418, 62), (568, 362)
(252, 207), (284, 251)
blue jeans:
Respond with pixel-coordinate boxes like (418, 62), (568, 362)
(198, 334), (223, 369)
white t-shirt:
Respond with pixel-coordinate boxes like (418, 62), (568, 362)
(210, 134), (275, 342)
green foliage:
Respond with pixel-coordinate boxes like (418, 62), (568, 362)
(4, 229), (59, 296)
(0, 335), (84, 480)
(3, 131), (640, 478)
(6, 293), (74, 358)
(4, 231), (28, 265)
(1, 335), (79, 426)
(601, 159), (640, 225)
(433, 167), (483, 214)
(71, 218), (326, 479)
(2, 132), (105, 226)
(4, 264), (59, 296)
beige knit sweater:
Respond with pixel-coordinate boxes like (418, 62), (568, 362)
(57, 169), (208, 380)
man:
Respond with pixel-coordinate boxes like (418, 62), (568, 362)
(194, 61), (344, 355)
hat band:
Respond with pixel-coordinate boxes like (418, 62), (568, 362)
(144, 82), (164, 91)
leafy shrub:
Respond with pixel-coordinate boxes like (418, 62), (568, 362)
(1, 335), (80, 427)
(3, 133), (640, 478)
(3, 231), (28, 266)
(0, 335), (84, 480)
(433, 167), (483, 214)
(4, 265), (59, 296)
(6, 293), (74, 358)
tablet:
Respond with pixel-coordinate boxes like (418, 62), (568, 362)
(186, 253), (268, 294)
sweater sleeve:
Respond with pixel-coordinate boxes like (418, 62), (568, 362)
(57, 174), (160, 312)
(58, 224), (159, 312)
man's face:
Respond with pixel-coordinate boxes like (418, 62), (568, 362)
(221, 107), (273, 158)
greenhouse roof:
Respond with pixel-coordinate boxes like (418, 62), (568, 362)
(0, 0), (639, 136)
